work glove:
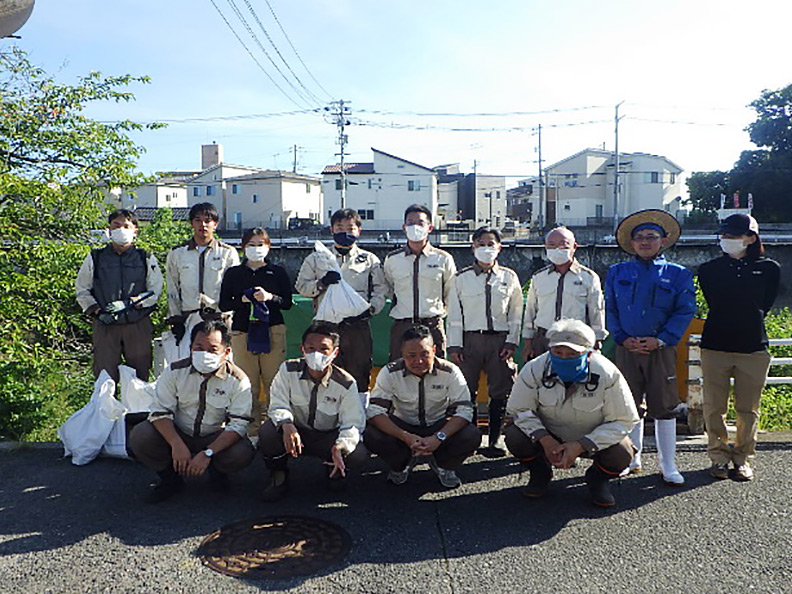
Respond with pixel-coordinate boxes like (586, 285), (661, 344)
(342, 309), (373, 325)
(320, 270), (341, 287)
(167, 315), (186, 343)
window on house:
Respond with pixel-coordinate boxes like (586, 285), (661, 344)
(233, 212), (242, 228)
(206, 185), (215, 196)
(358, 209), (367, 220)
(192, 187), (200, 197)
(165, 194), (171, 202)
(564, 203), (571, 211)
(496, 190), (501, 199)
(368, 179), (372, 189)
(252, 194), (258, 204)
(305, 183), (311, 193)
(232, 184), (239, 194)
(595, 204), (603, 218)
(408, 179), (420, 191)
(335, 179), (342, 190)
(670, 173), (676, 183)
(648, 172), (659, 184)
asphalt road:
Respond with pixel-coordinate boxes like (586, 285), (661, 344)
(1, 436), (791, 594)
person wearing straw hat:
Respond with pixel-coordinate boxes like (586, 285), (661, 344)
(504, 319), (639, 507)
(698, 214), (780, 482)
(605, 209), (696, 486)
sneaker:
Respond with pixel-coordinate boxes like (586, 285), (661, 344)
(144, 476), (185, 504)
(709, 462), (730, 480)
(387, 459), (416, 486)
(428, 456), (462, 489)
(732, 463), (754, 482)
(261, 470), (289, 502)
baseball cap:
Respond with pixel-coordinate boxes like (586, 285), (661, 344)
(717, 214), (759, 235)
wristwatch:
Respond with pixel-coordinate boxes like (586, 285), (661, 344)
(435, 432), (447, 442)
(203, 448), (214, 458)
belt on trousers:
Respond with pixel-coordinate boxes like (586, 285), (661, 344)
(397, 316), (441, 326)
(464, 330), (505, 335)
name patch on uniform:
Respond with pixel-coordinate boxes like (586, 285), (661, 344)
(752, 270), (763, 275)
(427, 264), (440, 269)
(431, 384), (443, 390)
(573, 280), (583, 285)
(214, 389), (226, 396)
(324, 396), (338, 403)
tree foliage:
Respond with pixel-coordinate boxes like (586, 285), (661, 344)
(0, 46), (161, 440)
(686, 83), (792, 222)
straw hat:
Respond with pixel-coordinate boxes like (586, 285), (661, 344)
(616, 209), (681, 255)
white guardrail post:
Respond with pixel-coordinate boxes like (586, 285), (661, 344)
(686, 335), (792, 434)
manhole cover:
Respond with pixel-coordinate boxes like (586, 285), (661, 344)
(196, 515), (351, 579)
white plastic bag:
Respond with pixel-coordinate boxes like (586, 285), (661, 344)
(58, 371), (126, 466)
(312, 241), (370, 324)
(161, 311), (203, 367)
(101, 417), (130, 459)
(118, 365), (156, 413)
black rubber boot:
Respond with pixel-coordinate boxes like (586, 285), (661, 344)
(261, 469), (290, 502)
(144, 467), (185, 504)
(479, 400), (507, 458)
(585, 464), (616, 507)
(521, 458), (553, 498)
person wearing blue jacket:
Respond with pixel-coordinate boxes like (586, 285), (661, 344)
(605, 209), (696, 486)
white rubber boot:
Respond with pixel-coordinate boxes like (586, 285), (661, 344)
(655, 418), (684, 485)
(621, 418), (644, 476)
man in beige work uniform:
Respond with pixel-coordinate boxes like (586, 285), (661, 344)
(165, 202), (240, 361)
(522, 226), (606, 361)
(384, 204), (456, 361)
(129, 320), (255, 503)
(258, 322), (368, 501)
(295, 208), (386, 398)
(447, 226), (523, 457)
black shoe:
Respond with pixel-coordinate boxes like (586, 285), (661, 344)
(478, 445), (506, 459)
(261, 470), (289, 502)
(144, 475), (185, 504)
(585, 466), (615, 507)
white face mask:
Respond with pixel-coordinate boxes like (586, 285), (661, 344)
(719, 238), (747, 255)
(110, 227), (136, 246)
(546, 248), (573, 265)
(192, 351), (223, 374)
(474, 246), (499, 264)
(405, 224), (430, 242)
(245, 245), (269, 261)
(304, 350), (335, 371)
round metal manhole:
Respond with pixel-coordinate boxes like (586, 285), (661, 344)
(196, 515), (352, 579)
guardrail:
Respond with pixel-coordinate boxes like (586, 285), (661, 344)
(685, 335), (791, 433)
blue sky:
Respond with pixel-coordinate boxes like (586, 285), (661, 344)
(8, 0), (792, 186)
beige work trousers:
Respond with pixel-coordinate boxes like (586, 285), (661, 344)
(701, 348), (772, 465)
(231, 325), (287, 437)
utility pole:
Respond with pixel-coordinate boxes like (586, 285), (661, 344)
(612, 101), (624, 233)
(327, 100), (351, 209)
(291, 144), (298, 173)
(537, 123), (544, 231)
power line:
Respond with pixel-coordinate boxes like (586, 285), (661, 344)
(626, 116), (733, 127)
(357, 105), (608, 118)
(262, 0), (334, 100)
(208, 0), (307, 109)
(241, 0), (325, 106)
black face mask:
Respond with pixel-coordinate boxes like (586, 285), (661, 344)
(333, 232), (358, 247)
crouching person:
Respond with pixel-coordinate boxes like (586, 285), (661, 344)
(129, 320), (255, 504)
(258, 322), (368, 501)
(504, 319), (638, 507)
(364, 325), (481, 489)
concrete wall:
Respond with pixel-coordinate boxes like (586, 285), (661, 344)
(266, 242), (792, 310)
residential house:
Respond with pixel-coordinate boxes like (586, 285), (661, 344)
(321, 148), (438, 230)
(435, 164), (507, 230)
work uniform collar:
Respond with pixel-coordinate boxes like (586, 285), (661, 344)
(187, 237), (218, 251)
(634, 253), (667, 266)
(403, 242), (434, 257)
(473, 262), (499, 275)
(298, 359), (333, 386)
(547, 258), (581, 275)
(332, 243), (360, 259)
(402, 362), (439, 378)
(189, 358), (231, 378)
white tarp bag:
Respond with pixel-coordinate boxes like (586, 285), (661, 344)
(58, 371), (126, 466)
(100, 416), (130, 459)
(312, 241), (370, 324)
(118, 365), (156, 413)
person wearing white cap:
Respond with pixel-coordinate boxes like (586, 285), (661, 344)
(698, 214), (780, 481)
(605, 209), (696, 486)
(504, 319), (639, 507)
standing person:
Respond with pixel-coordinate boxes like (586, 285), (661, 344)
(383, 204), (456, 361)
(165, 202), (240, 360)
(129, 320), (255, 503)
(447, 227), (523, 457)
(219, 228), (293, 437)
(258, 322), (368, 501)
(75, 209), (163, 382)
(522, 226), (606, 361)
(295, 208), (386, 400)
(605, 209), (696, 485)
(504, 319), (638, 507)
(699, 214), (780, 482)
(364, 325), (481, 489)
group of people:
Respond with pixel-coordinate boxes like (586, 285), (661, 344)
(76, 201), (780, 507)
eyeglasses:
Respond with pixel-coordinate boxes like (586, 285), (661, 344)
(632, 234), (661, 242)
